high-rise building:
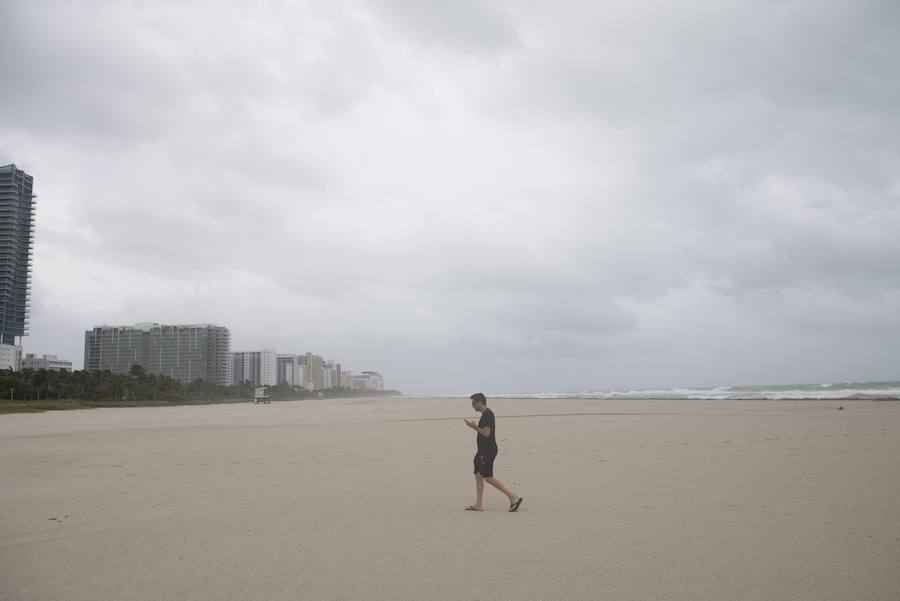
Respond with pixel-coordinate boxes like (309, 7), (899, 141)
(83, 323), (231, 385)
(276, 354), (307, 388)
(323, 360), (341, 390)
(299, 353), (323, 390)
(231, 350), (277, 386)
(340, 371), (353, 389)
(0, 164), (36, 362)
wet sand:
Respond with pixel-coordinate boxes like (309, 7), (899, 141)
(1, 396), (898, 601)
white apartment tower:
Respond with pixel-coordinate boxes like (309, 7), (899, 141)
(231, 350), (277, 386)
(276, 354), (307, 388)
(322, 360), (341, 390)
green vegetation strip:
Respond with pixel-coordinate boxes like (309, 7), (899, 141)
(0, 365), (398, 414)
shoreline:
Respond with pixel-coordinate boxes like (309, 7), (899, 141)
(492, 395), (900, 401)
(3, 394), (898, 415)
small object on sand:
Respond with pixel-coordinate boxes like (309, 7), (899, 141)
(838, 406), (844, 410)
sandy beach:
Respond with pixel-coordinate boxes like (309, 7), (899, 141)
(1, 396), (898, 601)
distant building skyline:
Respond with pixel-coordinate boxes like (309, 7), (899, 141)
(76, 321), (386, 390)
(242, 351), (380, 392)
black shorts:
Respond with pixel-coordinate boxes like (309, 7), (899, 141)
(473, 451), (497, 478)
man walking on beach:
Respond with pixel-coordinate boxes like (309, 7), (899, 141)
(465, 393), (523, 512)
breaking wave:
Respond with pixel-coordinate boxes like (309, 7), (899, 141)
(496, 381), (900, 400)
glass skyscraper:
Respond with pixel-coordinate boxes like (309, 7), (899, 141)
(0, 164), (35, 346)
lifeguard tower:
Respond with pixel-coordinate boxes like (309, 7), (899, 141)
(253, 386), (271, 404)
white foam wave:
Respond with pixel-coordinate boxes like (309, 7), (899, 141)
(493, 382), (900, 400)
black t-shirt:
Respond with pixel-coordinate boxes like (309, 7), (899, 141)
(477, 408), (498, 454)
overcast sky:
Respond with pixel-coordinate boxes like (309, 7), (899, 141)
(2, 0), (898, 393)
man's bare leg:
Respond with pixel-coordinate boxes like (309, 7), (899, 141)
(484, 476), (520, 506)
(469, 473), (485, 510)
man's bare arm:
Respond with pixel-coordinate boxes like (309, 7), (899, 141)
(465, 420), (491, 437)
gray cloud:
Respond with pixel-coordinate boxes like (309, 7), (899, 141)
(371, 0), (521, 54)
(4, 0), (898, 393)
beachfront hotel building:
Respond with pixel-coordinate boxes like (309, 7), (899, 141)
(275, 354), (343, 390)
(323, 359), (341, 389)
(276, 354), (307, 388)
(350, 371), (384, 391)
(21, 353), (73, 371)
(340, 371), (353, 389)
(231, 350), (277, 386)
(362, 371), (384, 391)
(83, 323), (231, 385)
(300, 353), (324, 390)
(0, 164), (36, 369)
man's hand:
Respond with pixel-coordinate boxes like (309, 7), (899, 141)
(465, 419), (476, 429)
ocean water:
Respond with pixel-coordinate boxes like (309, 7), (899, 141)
(495, 380), (900, 400)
